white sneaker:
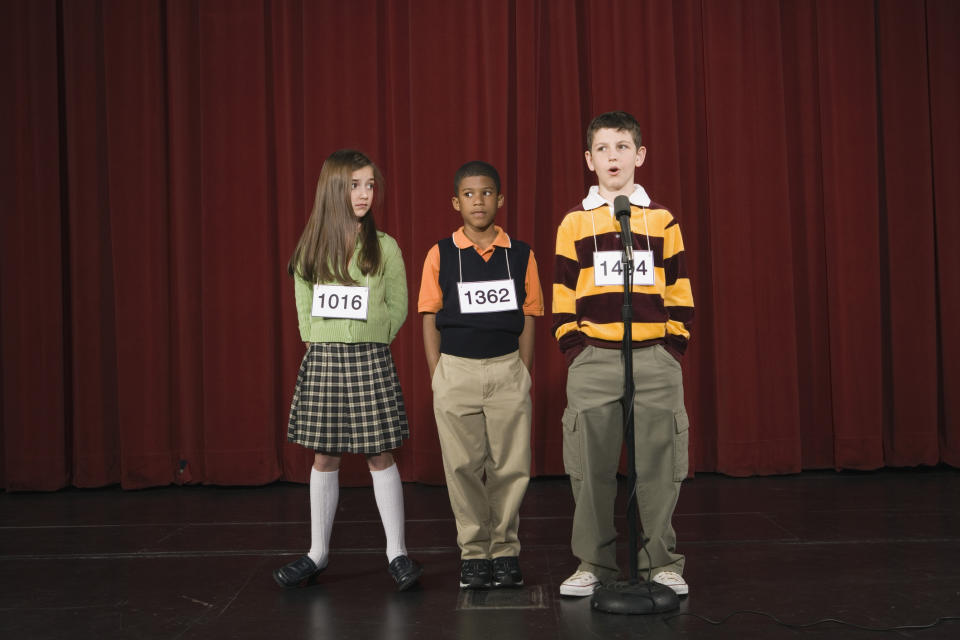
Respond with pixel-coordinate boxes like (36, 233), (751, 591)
(652, 570), (688, 596)
(560, 570), (600, 596)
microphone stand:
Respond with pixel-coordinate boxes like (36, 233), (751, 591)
(591, 212), (680, 615)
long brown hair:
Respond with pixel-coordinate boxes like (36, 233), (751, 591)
(288, 149), (384, 284)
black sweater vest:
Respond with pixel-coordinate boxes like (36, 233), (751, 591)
(435, 237), (530, 358)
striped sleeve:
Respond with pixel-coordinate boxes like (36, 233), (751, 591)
(662, 217), (694, 356)
(552, 214), (583, 353)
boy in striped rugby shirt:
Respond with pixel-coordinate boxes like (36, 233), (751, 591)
(553, 111), (694, 598)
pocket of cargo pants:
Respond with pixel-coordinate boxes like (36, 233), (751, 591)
(562, 407), (582, 481)
(673, 408), (690, 482)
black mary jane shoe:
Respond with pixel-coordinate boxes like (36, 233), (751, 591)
(388, 555), (424, 591)
(273, 555), (324, 588)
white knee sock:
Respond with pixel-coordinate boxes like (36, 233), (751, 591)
(307, 468), (338, 568)
(371, 463), (407, 562)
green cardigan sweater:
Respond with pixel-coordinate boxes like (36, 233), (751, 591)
(294, 231), (408, 344)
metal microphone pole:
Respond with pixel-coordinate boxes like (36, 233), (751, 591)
(591, 208), (680, 615)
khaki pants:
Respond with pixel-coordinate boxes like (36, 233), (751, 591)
(432, 351), (532, 559)
(562, 345), (689, 583)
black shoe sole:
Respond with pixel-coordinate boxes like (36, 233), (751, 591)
(272, 566), (324, 589)
(395, 565), (424, 592)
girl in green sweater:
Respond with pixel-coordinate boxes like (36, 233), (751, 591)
(273, 149), (421, 591)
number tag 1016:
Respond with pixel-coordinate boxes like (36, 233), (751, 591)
(457, 279), (519, 314)
(312, 283), (369, 320)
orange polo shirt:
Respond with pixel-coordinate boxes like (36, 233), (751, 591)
(418, 226), (544, 316)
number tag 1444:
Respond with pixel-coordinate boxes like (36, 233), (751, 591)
(312, 283), (369, 320)
(593, 250), (655, 287)
(457, 279), (519, 313)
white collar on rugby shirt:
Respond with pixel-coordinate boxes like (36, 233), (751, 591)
(581, 184), (651, 216)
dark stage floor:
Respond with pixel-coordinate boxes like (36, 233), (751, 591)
(2, 469), (959, 639)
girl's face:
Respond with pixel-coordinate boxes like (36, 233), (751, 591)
(350, 165), (376, 219)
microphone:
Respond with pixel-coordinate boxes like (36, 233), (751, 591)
(614, 195), (633, 261)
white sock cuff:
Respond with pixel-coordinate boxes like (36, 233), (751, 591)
(369, 462), (400, 484)
(311, 467), (339, 483)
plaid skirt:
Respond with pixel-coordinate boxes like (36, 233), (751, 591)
(287, 342), (409, 453)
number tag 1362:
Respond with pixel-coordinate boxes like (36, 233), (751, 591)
(312, 283), (369, 320)
(457, 279), (519, 314)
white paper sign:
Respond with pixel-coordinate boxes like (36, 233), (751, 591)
(311, 283), (369, 320)
(456, 279), (519, 313)
(593, 250), (655, 287)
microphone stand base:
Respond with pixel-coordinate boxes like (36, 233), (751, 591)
(590, 580), (680, 615)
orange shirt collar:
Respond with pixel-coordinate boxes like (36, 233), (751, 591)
(452, 225), (512, 256)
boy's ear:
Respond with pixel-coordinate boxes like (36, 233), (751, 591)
(451, 196), (461, 211)
(584, 150), (596, 172)
(635, 146), (647, 168)
(497, 193), (504, 208)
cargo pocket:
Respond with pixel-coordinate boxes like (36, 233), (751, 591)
(562, 407), (582, 480)
(672, 408), (690, 482)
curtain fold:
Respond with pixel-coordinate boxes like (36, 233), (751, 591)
(2, 0), (957, 490)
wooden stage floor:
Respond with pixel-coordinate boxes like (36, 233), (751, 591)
(2, 468), (959, 639)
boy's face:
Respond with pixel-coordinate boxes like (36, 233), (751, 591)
(452, 175), (503, 235)
(585, 128), (646, 197)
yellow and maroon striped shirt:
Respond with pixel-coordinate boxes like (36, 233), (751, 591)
(552, 186), (693, 364)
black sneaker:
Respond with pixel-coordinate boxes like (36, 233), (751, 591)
(492, 556), (524, 587)
(459, 559), (493, 589)
(273, 555), (324, 588)
(388, 555), (423, 591)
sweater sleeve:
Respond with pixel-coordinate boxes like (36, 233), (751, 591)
(381, 234), (408, 343)
(293, 272), (313, 342)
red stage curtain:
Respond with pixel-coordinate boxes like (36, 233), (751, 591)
(2, 0), (958, 490)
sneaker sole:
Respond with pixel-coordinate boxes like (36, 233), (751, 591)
(652, 578), (689, 596)
(493, 579), (524, 588)
(559, 583), (598, 597)
(459, 580), (492, 589)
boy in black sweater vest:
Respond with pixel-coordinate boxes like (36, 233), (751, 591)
(418, 161), (544, 589)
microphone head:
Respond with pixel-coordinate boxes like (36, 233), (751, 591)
(613, 195), (631, 218)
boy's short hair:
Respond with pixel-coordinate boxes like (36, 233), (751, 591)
(454, 160), (501, 194)
(586, 111), (642, 150)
